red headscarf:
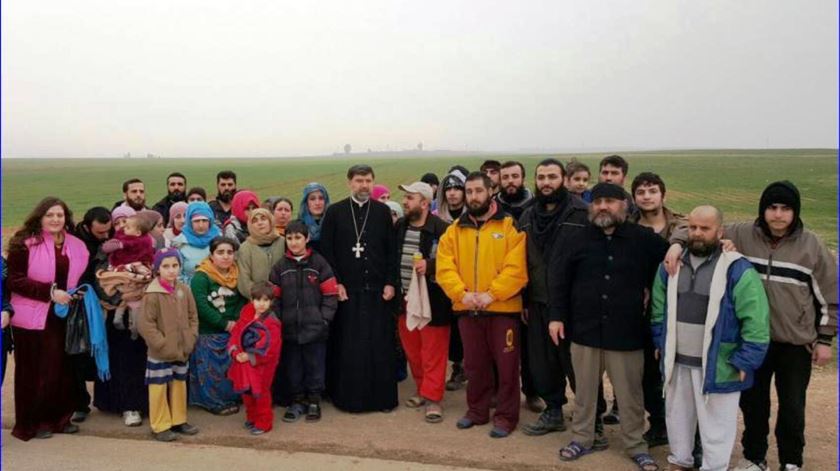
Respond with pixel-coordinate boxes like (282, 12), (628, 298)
(231, 190), (260, 223)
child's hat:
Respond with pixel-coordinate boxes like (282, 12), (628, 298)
(153, 248), (182, 272)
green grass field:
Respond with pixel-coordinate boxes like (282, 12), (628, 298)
(2, 149), (837, 247)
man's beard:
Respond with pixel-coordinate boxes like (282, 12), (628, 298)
(168, 191), (185, 202)
(688, 239), (718, 257)
(589, 208), (626, 229)
(467, 198), (491, 217)
(406, 207), (424, 222)
(127, 199), (145, 211)
(502, 185), (526, 202)
(217, 190), (235, 204)
(535, 185), (566, 206)
(353, 191), (370, 202)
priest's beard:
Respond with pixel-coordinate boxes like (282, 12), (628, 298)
(353, 191), (370, 203)
(217, 190), (235, 204)
(535, 185), (566, 206)
(467, 198), (492, 218)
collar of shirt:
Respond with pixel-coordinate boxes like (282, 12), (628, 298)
(350, 195), (369, 207)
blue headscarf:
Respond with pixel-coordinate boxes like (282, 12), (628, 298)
(298, 182), (330, 241)
(182, 202), (221, 248)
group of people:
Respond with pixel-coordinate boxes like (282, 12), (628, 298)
(2, 157), (835, 471)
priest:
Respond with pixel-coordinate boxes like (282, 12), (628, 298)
(320, 164), (400, 412)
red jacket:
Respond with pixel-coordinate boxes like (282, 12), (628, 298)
(107, 231), (155, 267)
(226, 303), (282, 397)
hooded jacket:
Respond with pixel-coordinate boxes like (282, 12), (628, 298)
(138, 278), (199, 362)
(433, 172), (467, 224)
(435, 201), (528, 315)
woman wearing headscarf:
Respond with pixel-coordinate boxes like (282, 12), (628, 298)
(299, 183), (330, 253)
(264, 197), (294, 237)
(223, 190), (260, 244)
(236, 208), (285, 300)
(189, 236), (246, 415)
(163, 201), (188, 248)
(170, 202), (221, 284)
(372, 184), (391, 203)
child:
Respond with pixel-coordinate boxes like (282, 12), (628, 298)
(227, 282), (283, 435)
(111, 205), (136, 232)
(565, 159), (592, 203)
(269, 221), (338, 422)
(100, 215), (156, 334)
(137, 248), (200, 442)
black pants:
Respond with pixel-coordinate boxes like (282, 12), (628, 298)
(69, 354), (94, 413)
(526, 303), (573, 409)
(642, 338), (665, 428)
(285, 340), (328, 400)
(449, 316), (464, 363)
(740, 341), (811, 467)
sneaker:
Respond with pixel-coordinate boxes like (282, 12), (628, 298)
(123, 410), (142, 427)
(283, 402), (306, 423)
(488, 426), (510, 438)
(643, 425), (669, 447)
(732, 458), (768, 471)
(445, 363), (467, 391)
(171, 423), (199, 435)
(306, 403), (322, 422)
(525, 395), (545, 413)
(250, 427), (267, 435)
(71, 411), (89, 423)
(456, 417), (476, 429)
(153, 429), (178, 442)
(244, 421), (255, 431)
(522, 408), (566, 436)
(602, 403), (620, 425)
(781, 465), (801, 471)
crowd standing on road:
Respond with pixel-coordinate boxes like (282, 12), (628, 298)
(2, 158), (836, 471)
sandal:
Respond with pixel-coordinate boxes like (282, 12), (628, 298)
(405, 395), (427, 408)
(424, 402), (443, 423)
(214, 405), (240, 416)
(559, 441), (594, 462)
(631, 453), (660, 471)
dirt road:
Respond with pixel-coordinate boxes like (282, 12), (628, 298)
(1, 358), (836, 470)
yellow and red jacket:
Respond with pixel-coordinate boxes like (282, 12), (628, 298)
(435, 203), (528, 315)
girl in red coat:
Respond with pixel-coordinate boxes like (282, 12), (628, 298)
(227, 282), (282, 434)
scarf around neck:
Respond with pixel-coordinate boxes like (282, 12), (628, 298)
(245, 208), (280, 246)
(196, 257), (239, 289)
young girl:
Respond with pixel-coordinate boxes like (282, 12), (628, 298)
(227, 282), (282, 434)
(137, 248), (200, 442)
(99, 215), (155, 335)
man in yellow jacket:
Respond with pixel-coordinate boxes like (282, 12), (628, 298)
(436, 171), (528, 438)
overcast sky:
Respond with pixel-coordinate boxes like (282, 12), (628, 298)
(2, 0), (837, 158)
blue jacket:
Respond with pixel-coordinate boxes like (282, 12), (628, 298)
(651, 251), (769, 394)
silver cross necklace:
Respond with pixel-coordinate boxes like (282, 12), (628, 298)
(350, 199), (371, 259)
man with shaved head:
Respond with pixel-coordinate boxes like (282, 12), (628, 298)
(651, 206), (770, 471)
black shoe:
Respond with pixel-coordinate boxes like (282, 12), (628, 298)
(445, 363), (467, 391)
(61, 424), (79, 434)
(522, 408), (566, 436)
(35, 430), (53, 439)
(306, 403), (322, 422)
(154, 429), (178, 442)
(71, 411), (89, 423)
(602, 404), (620, 425)
(172, 423), (199, 435)
(283, 403), (306, 423)
(643, 425), (668, 447)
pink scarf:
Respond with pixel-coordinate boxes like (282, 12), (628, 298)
(10, 230), (89, 330)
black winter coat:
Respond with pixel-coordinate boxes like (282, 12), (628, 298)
(395, 214), (452, 327)
(269, 250), (339, 345)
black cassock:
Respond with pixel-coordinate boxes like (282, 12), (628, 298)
(320, 197), (399, 412)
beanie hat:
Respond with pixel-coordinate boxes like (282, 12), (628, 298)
(135, 210), (163, 234)
(111, 205), (136, 222)
(168, 202), (188, 228)
(420, 173), (440, 187)
(757, 180), (802, 236)
(153, 247), (182, 273)
(590, 183), (627, 201)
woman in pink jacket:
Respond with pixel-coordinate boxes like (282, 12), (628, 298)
(7, 197), (89, 440)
